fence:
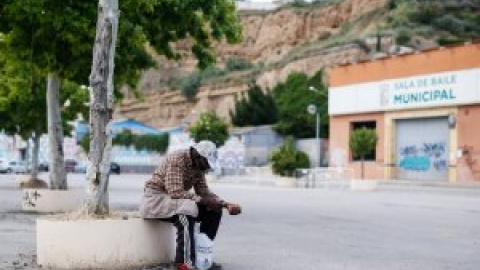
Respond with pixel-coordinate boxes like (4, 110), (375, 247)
(294, 167), (354, 189)
(217, 166), (354, 188)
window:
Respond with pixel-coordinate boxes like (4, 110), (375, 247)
(351, 121), (377, 161)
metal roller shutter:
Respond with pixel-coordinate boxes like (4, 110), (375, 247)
(396, 117), (449, 181)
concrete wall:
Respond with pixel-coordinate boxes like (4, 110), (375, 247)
(296, 138), (329, 167)
(329, 113), (385, 179)
(238, 126), (283, 166)
(329, 43), (480, 87)
(457, 105), (480, 181)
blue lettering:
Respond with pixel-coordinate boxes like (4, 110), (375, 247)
(441, 90), (448, 100)
(394, 95), (403, 104)
(422, 91), (430, 102)
(410, 93), (419, 103)
(449, 89), (456, 99)
(409, 81), (415, 89)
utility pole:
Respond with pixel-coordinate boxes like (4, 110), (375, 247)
(309, 86), (327, 167)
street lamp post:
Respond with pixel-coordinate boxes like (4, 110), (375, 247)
(307, 104), (320, 168)
(308, 86), (327, 168)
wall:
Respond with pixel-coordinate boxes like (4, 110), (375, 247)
(457, 105), (480, 182)
(296, 138), (329, 168)
(329, 113), (385, 179)
(330, 43), (480, 87)
(234, 125), (283, 166)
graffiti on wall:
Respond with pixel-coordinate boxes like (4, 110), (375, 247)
(398, 142), (448, 171)
(218, 136), (245, 170)
(23, 190), (41, 208)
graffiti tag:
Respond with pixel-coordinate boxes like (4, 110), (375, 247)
(398, 141), (447, 172)
(422, 143), (446, 158)
(23, 190), (41, 208)
(398, 156), (430, 171)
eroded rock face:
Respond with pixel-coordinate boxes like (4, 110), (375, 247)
(218, 0), (386, 63)
(117, 0), (387, 129)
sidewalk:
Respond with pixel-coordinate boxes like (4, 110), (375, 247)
(211, 174), (480, 193)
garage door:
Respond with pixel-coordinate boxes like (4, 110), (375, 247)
(396, 117), (449, 181)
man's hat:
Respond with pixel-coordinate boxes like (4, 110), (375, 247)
(192, 140), (218, 169)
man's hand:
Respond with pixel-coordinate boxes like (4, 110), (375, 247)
(225, 203), (242, 215)
(199, 196), (222, 210)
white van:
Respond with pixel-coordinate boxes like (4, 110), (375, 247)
(10, 161), (29, 174)
(0, 159), (11, 173)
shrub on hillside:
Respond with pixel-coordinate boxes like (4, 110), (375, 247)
(180, 73), (201, 100)
(433, 15), (467, 34)
(200, 66), (225, 80)
(225, 57), (253, 72)
(408, 2), (443, 24)
(395, 28), (411, 45)
(437, 36), (466, 46)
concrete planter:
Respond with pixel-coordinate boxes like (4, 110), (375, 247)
(205, 173), (219, 183)
(275, 176), (297, 188)
(350, 180), (378, 191)
(37, 217), (175, 269)
(22, 189), (84, 213)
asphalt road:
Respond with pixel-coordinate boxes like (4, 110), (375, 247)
(1, 173), (480, 270)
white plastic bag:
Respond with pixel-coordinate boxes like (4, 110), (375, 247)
(195, 232), (213, 270)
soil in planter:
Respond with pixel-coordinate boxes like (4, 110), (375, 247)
(1, 252), (41, 270)
(18, 178), (48, 189)
(48, 209), (141, 221)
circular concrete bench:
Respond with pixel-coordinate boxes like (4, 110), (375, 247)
(350, 180), (378, 191)
(37, 217), (175, 269)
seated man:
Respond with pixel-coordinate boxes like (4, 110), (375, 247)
(140, 140), (242, 270)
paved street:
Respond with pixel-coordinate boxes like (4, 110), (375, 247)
(1, 173), (480, 270)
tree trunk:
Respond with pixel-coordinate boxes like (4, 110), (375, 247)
(47, 72), (67, 190)
(30, 132), (41, 180)
(84, 0), (119, 216)
(25, 139), (31, 173)
(361, 156), (365, 180)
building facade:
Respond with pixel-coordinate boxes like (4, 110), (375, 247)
(328, 43), (480, 182)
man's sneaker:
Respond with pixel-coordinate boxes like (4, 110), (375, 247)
(208, 262), (222, 270)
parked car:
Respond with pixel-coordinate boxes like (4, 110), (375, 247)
(0, 159), (12, 173)
(75, 162), (120, 174)
(38, 162), (49, 172)
(75, 162), (87, 174)
(9, 161), (29, 174)
(65, 159), (78, 173)
(110, 162), (121, 174)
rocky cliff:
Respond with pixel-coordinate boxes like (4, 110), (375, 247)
(118, 0), (388, 129)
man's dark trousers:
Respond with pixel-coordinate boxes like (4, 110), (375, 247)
(161, 204), (222, 265)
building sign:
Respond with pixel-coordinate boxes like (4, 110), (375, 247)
(329, 68), (480, 115)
